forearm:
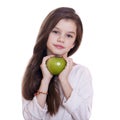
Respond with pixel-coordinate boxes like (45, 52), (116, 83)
(60, 79), (73, 100)
(36, 78), (50, 108)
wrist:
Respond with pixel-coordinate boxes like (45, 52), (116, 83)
(34, 91), (48, 96)
(59, 80), (73, 99)
(42, 77), (51, 84)
(41, 77), (51, 88)
(59, 77), (68, 83)
(37, 79), (49, 95)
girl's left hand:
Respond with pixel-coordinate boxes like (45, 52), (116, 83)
(58, 57), (73, 82)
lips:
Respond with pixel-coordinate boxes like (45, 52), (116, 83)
(53, 44), (65, 49)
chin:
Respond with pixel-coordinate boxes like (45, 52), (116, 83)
(48, 50), (67, 57)
(51, 52), (63, 57)
(52, 53), (62, 56)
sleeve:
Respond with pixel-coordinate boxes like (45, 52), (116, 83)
(63, 67), (93, 120)
(22, 96), (48, 120)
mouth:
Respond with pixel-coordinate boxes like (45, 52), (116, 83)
(53, 44), (65, 49)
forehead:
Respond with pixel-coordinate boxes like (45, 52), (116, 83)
(54, 19), (77, 32)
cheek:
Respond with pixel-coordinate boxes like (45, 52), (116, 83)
(47, 34), (56, 44)
(48, 33), (55, 40)
(68, 41), (75, 49)
(71, 43), (75, 49)
(46, 38), (51, 49)
(47, 34), (53, 45)
(46, 37), (49, 45)
(65, 43), (74, 52)
(69, 44), (75, 50)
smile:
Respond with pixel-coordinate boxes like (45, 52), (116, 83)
(53, 44), (65, 49)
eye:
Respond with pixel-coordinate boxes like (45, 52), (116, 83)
(66, 34), (73, 38)
(52, 30), (59, 34)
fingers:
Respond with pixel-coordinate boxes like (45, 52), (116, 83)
(40, 55), (54, 79)
(58, 57), (73, 81)
(43, 55), (54, 63)
(65, 58), (73, 66)
(40, 55), (54, 67)
(62, 57), (73, 72)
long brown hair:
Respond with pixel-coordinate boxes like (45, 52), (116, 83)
(22, 7), (83, 115)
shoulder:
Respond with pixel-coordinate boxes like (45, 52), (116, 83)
(71, 64), (91, 76)
(68, 64), (92, 87)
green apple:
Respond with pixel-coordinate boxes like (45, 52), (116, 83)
(46, 57), (67, 75)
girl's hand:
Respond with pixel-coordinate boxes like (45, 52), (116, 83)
(40, 55), (54, 81)
(58, 57), (73, 82)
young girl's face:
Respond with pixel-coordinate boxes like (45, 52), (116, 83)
(47, 19), (77, 57)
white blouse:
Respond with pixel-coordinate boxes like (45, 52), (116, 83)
(22, 64), (93, 120)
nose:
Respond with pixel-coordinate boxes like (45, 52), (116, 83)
(57, 35), (65, 43)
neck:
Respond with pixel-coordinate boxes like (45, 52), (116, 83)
(47, 50), (68, 58)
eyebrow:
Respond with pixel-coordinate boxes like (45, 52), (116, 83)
(53, 27), (76, 35)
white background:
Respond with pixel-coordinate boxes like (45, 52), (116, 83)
(0, 0), (120, 120)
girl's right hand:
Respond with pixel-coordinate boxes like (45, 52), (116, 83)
(40, 55), (54, 81)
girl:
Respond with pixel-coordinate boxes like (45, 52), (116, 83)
(22, 7), (93, 120)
